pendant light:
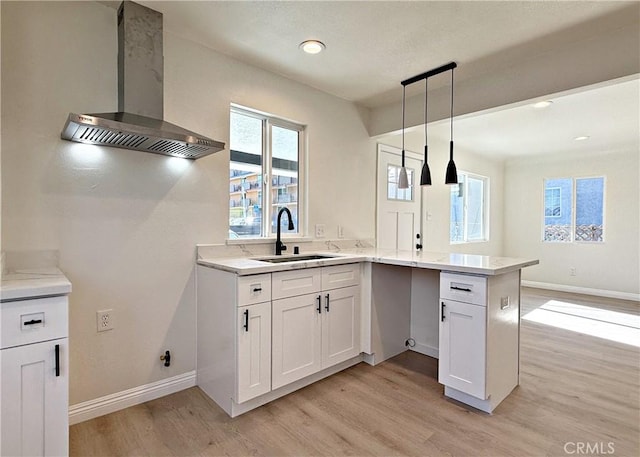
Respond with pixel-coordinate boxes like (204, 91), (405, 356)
(444, 67), (458, 185)
(400, 62), (457, 186)
(398, 85), (409, 189)
(419, 78), (432, 186)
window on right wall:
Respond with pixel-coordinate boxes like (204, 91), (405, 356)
(450, 172), (489, 243)
(543, 177), (605, 243)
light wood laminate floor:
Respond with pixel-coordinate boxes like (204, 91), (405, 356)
(70, 288), (640, 456)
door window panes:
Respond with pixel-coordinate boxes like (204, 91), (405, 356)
(387, 165), (413, 201)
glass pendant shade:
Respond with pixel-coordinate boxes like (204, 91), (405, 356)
(398, 161), (409, 188)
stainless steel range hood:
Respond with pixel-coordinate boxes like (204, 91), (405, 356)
(61, 1), (224, 159)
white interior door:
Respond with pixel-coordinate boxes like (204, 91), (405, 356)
(376, 144), (422, 250)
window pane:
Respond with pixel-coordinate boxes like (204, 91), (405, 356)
(466, 176), (484, 241)
(230, 112), (262, 155)
(575, 177), (604, 242)
(543, 178), (572, 242)
(450, 175), (464, 242)
(230, 111), (263, 238)
(229, 164), (262, 238)
(271, 126), (299, 235)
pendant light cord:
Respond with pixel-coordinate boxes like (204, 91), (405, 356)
(424, 79), (428, 144)
(450, 68), (454, 144)
(401, 85), (406, 167)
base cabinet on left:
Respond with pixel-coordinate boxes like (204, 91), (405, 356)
(1, 339), (69, 457)
(236, 302), (271, 403)
(1, 294), (69, 457)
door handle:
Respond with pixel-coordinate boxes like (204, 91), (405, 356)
(325, 293), (330, 312)
(317, 295), (322, 314)
(243, 309), (249, 332)
(55, 344), (60, 377)
(441, 302), (446, 322)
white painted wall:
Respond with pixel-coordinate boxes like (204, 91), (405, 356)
(504, 149), (639, 296)
(1, 2), (375, 405)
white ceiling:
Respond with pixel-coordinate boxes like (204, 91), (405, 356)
(398, 77), (640, 160)
(136, 0), (634, 108)
(106, 1), (638, 160)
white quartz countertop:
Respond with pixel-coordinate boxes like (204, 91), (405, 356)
(1, 268), (72, 301)
(197, 248), (539, 276)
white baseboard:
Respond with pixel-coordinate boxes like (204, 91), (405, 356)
(522, 281), (640, 302)
(69, 371), (196, 425)
(410, 342), (439, 359)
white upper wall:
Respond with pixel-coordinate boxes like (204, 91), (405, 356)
(504, 148), (639, 296)
(1, 1), (375, 404)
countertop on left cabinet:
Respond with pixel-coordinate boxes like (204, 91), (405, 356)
(1, 268), (72, 301)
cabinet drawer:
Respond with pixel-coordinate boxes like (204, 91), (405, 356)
(322, 263), (360, 290)
(237, 274), (271, 306)
(1, 295), (68, 349)
(272, 268), (322, 300)
(440, 272), (487, 306)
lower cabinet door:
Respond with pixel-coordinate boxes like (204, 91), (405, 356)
(438, 299), (487, 399)
(236, 302), (271, 403)
(321, 286), (361, 369)
(1, 338), (68, 457)
(272, 293), (322, 389)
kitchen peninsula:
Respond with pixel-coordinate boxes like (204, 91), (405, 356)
(196, 244), (538, 417)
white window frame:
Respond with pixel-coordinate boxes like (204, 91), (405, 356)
(542, 176), (606, 243)
(450, 171), (490, 244)
(229, 104), (306, 240)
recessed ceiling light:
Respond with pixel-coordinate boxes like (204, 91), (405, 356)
(574, 136), (590, 141)
(299, 40), (325, 54)
(532, 100), (553, 109)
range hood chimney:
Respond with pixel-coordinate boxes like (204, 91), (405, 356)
(61, 1), (224, 159)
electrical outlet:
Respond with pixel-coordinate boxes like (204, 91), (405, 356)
(96, 309), (114, 332)
(570, 267), (576, 276)
(337, 225), (344, 238)
(315, 224), (325, 238)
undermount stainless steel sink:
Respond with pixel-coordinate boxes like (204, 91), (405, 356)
(254, 254), (338, 263)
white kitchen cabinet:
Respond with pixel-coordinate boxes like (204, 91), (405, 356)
(321, 285), (361, 368)
(197, 266), (272, 415)
(197, 262), (363, 417)
(438, 299), (486, 399)
(438, 271), (520, 413)
(236, 301), (271, 403)
(1, 294), (69, 457)
(271, 264), (361, 389)
(1, 339), (69, 457)
(272, 292), (323, 389)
